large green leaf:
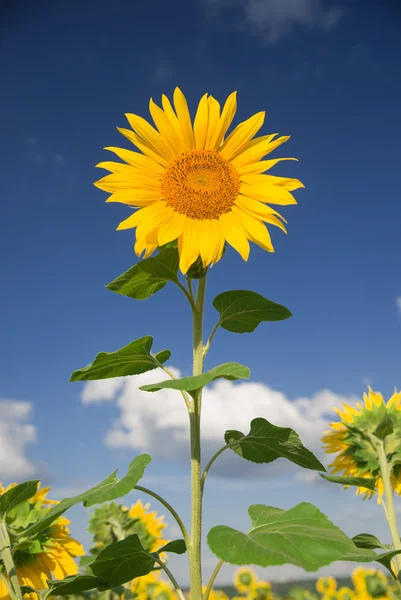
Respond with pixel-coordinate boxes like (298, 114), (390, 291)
(18, 455), (151, 539)
(140, 362), (250, 397)
(47, 574), (108, 596)
(320, 474), (377, 491)
(207, 502), (355, 570)
(0, 480), (39, 516)
(106, 248), (179, 301)
(70, 336), (170, 381)
(90, 534), (157, 587)
(212, 290), (292, 334)
(225, 418), (325, 471)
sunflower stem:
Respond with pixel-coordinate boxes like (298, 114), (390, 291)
(375, 439), (401, 576)
(203, 559), (224, 600)
(0, 519), (22, 600)
(188, 275), (207, 600)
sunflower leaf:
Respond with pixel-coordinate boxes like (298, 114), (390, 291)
(320, 474), (377, 491)
(106, 247), (179, 300)
(225, 418), (325, 471)
(140, 362), (250, 398)
(352, 533), (388, 550)
(90, 534), (156, 587)
(207, 502), (356, 570)
(18, 454), (151, 539)
(47, 574), (109, 596)
(340, 545), (401, 579)
(156, 539), (186, 555)
(372, 414), (394, 440)
(70, 336), (170, 381)
(213, 290), (292, 334)
(0, 480), (40, 517)
(375, 550), (401, 579)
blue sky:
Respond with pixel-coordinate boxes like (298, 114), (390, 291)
(1, 0), (401, 586)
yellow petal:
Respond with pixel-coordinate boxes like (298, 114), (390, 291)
(238, 157), (298, 175)
(105, 189), (161, 206)
(116, 201), (167, 230)
(209, 91), (237, 151)
(104, 146), (164, 174)
(232, 206), (274, 252)
(219, 111), (265, 161)
(197, 219), (223, 267)
(95, 172), (161, 193)
(125, 113), (176, 162)
(235, 195), (287, 232)
(173, 87), (194, 150)
(240, 182), (298, 205)
(204, 96), (221, 150)
(218, 211), (250, 261)
(193, 93), (209, 150)
(157, 212), (187, 246)
(178, 220), (201, 273)
(118, 127), (169, 167)
(149, 98), (183, 155)
(232, 135), (290, 168)
(240, 173), (304, 192)
(161, 94), (187, 147)
(387, 389), (401, 408)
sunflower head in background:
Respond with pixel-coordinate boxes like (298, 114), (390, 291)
(234, 567), (258, 594)
(95, 88), (303, 274)
(316, 576), (337, 595)
(0, 483), (84, 598)
(322, 388), (401, 502)
(250, 580), (273, 600)
(88, 499), (168, 556)
(352, 568), (389, 600)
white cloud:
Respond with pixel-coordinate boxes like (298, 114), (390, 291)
(0, 399), (36, 480)
(81, 368), (358, 477)
(207, 0), (343, 44)
(396, 296), (401, 315)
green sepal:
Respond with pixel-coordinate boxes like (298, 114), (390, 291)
(186, 256), (208, 280)
(18, 454), (151, 539)
(106, 247), (179, 301)
(70, 336), (170, 381)
(320, 474), (377, 491)
(352, 533), (388, 550)
(140, 362), (250, 398)
(212, 290), (292, 333)
(0, 480), (39, 517)
(225, 418), (325, 471)
(372, 414), (394, 440)
(207, 502), (355, 570)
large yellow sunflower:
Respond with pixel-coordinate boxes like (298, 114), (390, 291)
(322, 388), (401, 502)
(95, 88), (303, 273)
(0, 483), (84, 599)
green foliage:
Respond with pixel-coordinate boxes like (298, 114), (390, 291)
(373, 414), (394, 440)
(207, 502), (355, 570)
(352, 533), (388, 550)
(47, 574), (109, 596)
(140, 362), (250, 397)
(225, 418), (325, 471)
(186, 256), (208, 280)
(0, 481), (39, 516)
(212, 290), (292, 334)
(106, 247), (179, 301)
(70, 336), (170, 381)
(17, 455), (151, 539)
(320, 474), (377, 490)
(157, 539), (186, 555)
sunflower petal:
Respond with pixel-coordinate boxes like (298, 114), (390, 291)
(173, 87), (195, 150)
(240, 182), (298, 205)
(238, 157), (298, 175)
(232, 135), (290, 168)
(149, 98), (183, 155)
(218, 211), (250, 261)
(104, 146), (165, 174)
(232, 206), (274, 252)
(209, 91), (237, 150)
(125, 113), (176, 162)
(204, 96), (221, 150)
(193, 93), (209, 150)
(219, 111), (265, 161)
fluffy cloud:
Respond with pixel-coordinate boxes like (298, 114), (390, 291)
(207, 0), (343, 44)
(0, 399), (36, 479)
(81, 368), (358, 477)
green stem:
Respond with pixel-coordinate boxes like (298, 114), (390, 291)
(203, 321), (221, 359)
(160, 365), (192, 410)
(203, 559), (224, 600)
(0, 520), (21, 600)
(153, 556), (186, 600)
(176, 281), (197, 312)
(201, 441), (240, 492)
(189, 276), (207, 600)
(134, 485), (190, 550)
(375, 440), (401, 575)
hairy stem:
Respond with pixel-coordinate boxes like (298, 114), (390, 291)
(189, 275), (207, 600)
(0, 520), (21, 600)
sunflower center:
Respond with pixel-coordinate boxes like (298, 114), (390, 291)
(161, 150), (240, 220)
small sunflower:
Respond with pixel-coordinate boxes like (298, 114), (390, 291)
(250, 581), (273, 600)
(201, 587), (229, 600)
(95, 88), (303, 274)
(322, 388), (401, 502)
(337, 587), (356, 600)
(351, 568), (388, 599)
(234, 567), (257, 593)
(0, 483), (84, 598)
(316, 576), (337, 595)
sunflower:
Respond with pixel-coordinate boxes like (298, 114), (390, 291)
(322, 388), (401, 502)
(337, 587), (356, 600)
(128, 500), (168, 552)
(0, 483), (84, 599)
(201, 587), (229, 600)
(250, 581), (273, 600)
(95, 88), (303, 274)
(351, 568), (388, 599)
(316, 576), (337, 595)
(234, 567), (257, 593)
